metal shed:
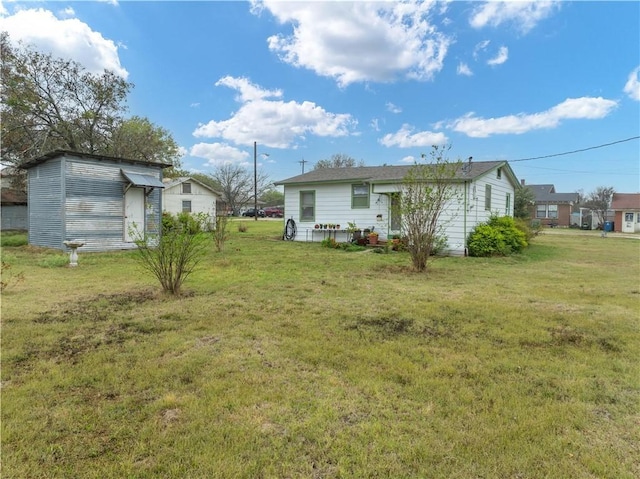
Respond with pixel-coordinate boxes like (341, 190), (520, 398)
(21, 150), (169, 252)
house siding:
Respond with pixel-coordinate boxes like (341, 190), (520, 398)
(163, 181), (218, 218)
(26, 152), (164, 252)
(283, 166), (516, 256)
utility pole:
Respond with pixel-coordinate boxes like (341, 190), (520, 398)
(299, 157), (308, 174)
(253, 141), (258, 221)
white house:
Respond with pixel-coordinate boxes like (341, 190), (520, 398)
(275, 160), (520, 256)
(162, 177), (221, 221)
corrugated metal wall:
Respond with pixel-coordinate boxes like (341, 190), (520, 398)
(28, 158), (64, 249)
(27, 153), (164, 252)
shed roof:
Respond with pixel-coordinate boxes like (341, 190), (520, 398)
(121, 170), (165, 188)
(275, 160), (518, 186)
(611, 193), (640, 210)
(20, 149), (172, 170)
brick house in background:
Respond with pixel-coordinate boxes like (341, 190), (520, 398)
(611, 193), (640, 233)
(523, 182), (579, 227)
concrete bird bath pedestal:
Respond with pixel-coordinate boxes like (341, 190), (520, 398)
(63, 240), (85, 267)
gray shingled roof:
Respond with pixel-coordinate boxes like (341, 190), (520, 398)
(526, 184), (579, 203)
(275, 160), (510, 185)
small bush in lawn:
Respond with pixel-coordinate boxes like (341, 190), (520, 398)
(134, 212), (211, 295)
(237, 222), (248, 233)
(321, 237), (339, 249)
(468, 215), (527, 257)
(213, 214), (230, 252)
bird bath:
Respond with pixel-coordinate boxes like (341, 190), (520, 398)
(63, 240), (85, 267)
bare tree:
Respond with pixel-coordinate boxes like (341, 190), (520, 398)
(396, 145), (461, 272)
(209, 164), (271, 215)
(583, 186), (615, 226)
(314, 153), (364, 169)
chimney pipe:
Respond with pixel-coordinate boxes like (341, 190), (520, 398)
(521, 179), (526, 186)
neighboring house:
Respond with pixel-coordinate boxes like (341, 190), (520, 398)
(1, 187), (28, 231)
(524, 182), (579, 227)
(162, 177), (221, 223)
(275, 160), (519, 256)
(611, 193), (640, 233)
(20, 150), (168, 252)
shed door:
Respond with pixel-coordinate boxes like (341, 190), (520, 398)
(124, 188), (145, 242)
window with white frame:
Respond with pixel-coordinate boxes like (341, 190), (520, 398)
(352, 183), (370, 208)
(182, 182), (192, 194)
(505, 193), (511, 215)
(548, 204), (558, 219)
(625, 212), (634, 222)
(300, 190), (315, 222)
(485, 184), (492, 210)
(182, 200), (192, 212)
(536, 204), (546, 218)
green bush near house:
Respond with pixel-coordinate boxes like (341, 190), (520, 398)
(468, 215), (527, 257)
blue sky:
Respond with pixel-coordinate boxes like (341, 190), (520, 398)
(2, 0), (639, 193)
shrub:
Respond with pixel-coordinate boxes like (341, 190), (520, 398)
(134, 212), (211, 295)
(321, 237), (340, 249)
(468, 215), (527, 257)
(237, 222), (248, 233)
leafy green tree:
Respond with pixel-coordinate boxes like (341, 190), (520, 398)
(314, 153), (364, 169)
(261, 188), (284, 206)
(0, 33), (179, 172)
(108, 116), (180, 166)
(396, 145), (461, 272)
(514, 185), (536, 219)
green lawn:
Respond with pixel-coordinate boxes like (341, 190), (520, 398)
(2, 222), (639, 478)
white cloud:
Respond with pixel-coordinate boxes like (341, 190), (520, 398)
(386, 102), (402, 114)
(450, 97), (618, 137)
(259, 1), (451, 87)
(473, 39), (490, 60)
(470, 1), (560, 33)
(215, 75), (282, 103)
(487, 46), (508, 66)
(190, 142), (250, 167)
(457, 62), (473, 76)
(400, 155), (417, 164)
(0, 6), (127, 78)
(623, 66), (640, 101)
(193, 76), (357, 149)
(371, 118), (381, 132)
(379, 124), (448, 148)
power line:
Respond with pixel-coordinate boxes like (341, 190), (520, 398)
(509, 136), (640, 163)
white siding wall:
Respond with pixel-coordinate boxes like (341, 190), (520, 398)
(283, 166), (516, 256)
(284, 183), (391, 242)
(162, 182), (218, 218)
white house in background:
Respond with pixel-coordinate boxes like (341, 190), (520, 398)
(275, 160), (520, 256)
(162, 177), (221, 220)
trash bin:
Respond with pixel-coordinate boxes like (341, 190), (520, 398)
(604, 221), (613, 232)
